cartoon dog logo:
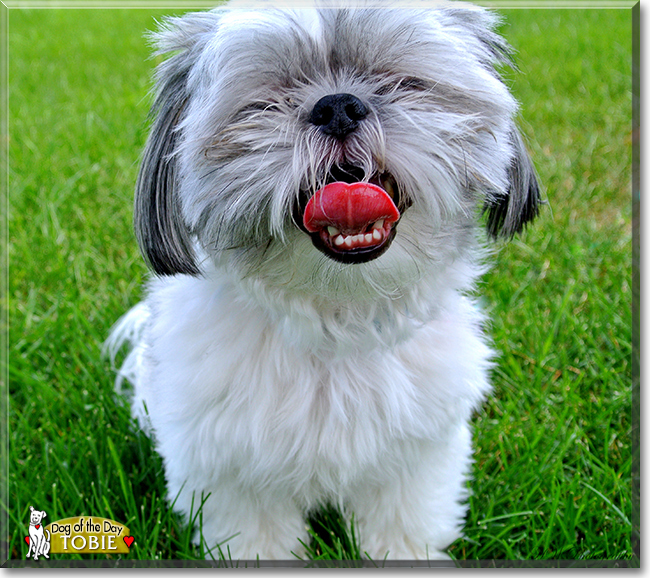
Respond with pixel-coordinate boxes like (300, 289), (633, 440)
(25, 506), (50, 560)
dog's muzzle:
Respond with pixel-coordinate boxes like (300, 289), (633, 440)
(295, 94), (410, 264)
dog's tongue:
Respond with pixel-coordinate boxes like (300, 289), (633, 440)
(303, 182), (400, 234)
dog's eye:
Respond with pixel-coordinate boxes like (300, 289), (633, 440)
(401, 77), (431, 91)
(238, 97), (298, 118)
(240, 101), (280, 115)
(376, 77), (431, 96)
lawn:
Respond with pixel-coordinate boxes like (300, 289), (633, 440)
(3, 2), (637, 567)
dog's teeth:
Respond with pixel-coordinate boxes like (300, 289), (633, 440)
(328, 226), (340, 236)
(372, 219), (384, 230)
(333, 229), (385, 250)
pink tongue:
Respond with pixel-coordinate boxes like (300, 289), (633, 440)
(303, 182), (400, 233)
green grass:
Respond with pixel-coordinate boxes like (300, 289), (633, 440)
(5, 4), (635, 566)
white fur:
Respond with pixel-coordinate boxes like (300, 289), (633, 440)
(113, 257), (492, 560)
(108, 0), (538, 561)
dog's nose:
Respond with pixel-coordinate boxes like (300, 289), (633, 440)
(309, 93), (369, 140)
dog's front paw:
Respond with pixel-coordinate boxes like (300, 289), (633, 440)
(192, 490), (309, 562)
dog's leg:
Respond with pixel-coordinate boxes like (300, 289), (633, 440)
(37, 531), (50, 559)
(42, 538), (50, 559)
(32, 537), (40, 561)
(177, 482), (309, 561)
(348, 421), (473, 561)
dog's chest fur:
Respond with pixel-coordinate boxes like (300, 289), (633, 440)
(136, 267), (491, 504)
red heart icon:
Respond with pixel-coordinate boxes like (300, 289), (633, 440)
(35, 525), (40, 529)
(123, 536), (134, 548)
(24, 536), (29, 545)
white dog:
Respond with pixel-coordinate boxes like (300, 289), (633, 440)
(108, 0), (539, 561)
(26, 507), (50, 560)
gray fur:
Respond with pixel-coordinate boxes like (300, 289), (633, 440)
(135, 74), (198, 276)
(135, 13), (222, 275)
(133, 2), (539, 278)
(484, 129), (541, 239)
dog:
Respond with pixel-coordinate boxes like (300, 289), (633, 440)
(26, 507), (50, 560)
(107, 0), (540, 561)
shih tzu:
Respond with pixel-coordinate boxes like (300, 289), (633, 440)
(107, 0), (540, 561)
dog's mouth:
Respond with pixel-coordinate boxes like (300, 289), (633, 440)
(295, 164), (410, 264)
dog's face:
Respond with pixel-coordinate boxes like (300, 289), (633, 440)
(29, 507), (46, 526)
(136, 2), (539, 300)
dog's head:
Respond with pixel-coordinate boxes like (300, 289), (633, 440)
(135, 1), (539, 299)
(29, 506), (47, 526)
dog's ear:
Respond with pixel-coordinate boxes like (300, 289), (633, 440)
(440, 4), (514, 68)
(484, 128), (541, 239)
(135, 12), (221, 276)
(441, 6), (542, 239)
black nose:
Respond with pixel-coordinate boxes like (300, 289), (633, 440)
(309, 93), (369, 140)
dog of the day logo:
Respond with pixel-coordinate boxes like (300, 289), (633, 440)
(25, 507), (134, 558)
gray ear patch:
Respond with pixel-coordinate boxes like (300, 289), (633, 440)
(133, 14), (223, 277)
(484, 129), (541, 239)
(135, 88), (200, 276)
